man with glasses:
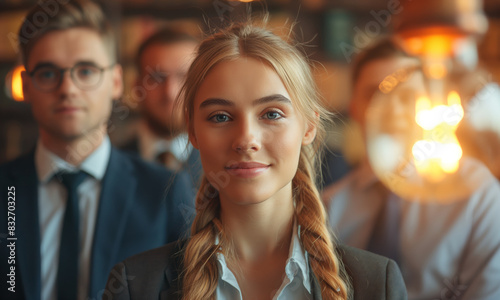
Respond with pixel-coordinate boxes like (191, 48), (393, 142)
(0, 1), (194, 300)
(121, 27), (202, 186)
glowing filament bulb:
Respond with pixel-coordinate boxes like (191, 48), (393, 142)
(445, 90), (464, 126)
(415, 96), (435, 130)
(412, 91), (464, 178)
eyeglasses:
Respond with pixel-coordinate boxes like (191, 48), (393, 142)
(27, 62), (115, 92)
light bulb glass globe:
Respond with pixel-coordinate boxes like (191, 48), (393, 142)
(365, 58), (497, 203)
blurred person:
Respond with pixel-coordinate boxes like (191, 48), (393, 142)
(318, 114), (353, 190)
(121, 27), (202, 185)
(427, 36), (500, 182)
(104, 23), (407, 300)
(322, 38), (500, 299)
(0, 1), (194, 300)
(457, 81), (500, 181)
(319, 146), (352, 190)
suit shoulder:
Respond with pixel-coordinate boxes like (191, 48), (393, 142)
(106, 240), (187, 299)
(116, 239), (187, 289)
(337, 243), (391, 272)
(122, 239), (186, 270)
(336, 244), (408, 299)
(0, 152), (34, 171)
(0, 152), (35, 182)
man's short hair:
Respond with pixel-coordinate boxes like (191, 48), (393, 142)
(352, 38), (409, 84)
(18, 0), (117, 66)
(136, 27), (199, 70)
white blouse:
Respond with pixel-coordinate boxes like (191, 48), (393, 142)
(215, 226), (312, 300)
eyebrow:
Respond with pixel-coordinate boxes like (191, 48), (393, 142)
(30, 62), (58, 72)
(31, 60), (100, 72)
(254, 94), (291, 106)
(199, 94), (292, 109)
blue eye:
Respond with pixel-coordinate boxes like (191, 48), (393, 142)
(150, 72), (167, 84)
(210, 114), (231, 123)
(38, 69), (56, 79)
(263, 111), (283, 120)
(77, 67), (97, 78)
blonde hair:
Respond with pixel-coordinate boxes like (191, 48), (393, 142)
(180, 23), (351, 300)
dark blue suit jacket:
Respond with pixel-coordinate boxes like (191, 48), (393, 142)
(0, 147), (195, 300)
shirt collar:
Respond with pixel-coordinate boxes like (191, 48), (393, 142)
(216, 249), (240, 292)
(35, 136), (111, 183)
(215, 222), (311, 294)
(287, 223), (311, 293)
(138, 121), (192, 162)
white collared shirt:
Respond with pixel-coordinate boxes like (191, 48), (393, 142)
(138, 121), (192, 163)
(216, 226), (312, 300)
(36, 137), (111, 300)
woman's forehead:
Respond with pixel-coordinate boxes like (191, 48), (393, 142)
(193, 57), (291, 107)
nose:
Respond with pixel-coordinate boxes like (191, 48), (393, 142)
(58, 69), (79, 95)
(162, 76), (181, 102)
(232, 118), (261, 153)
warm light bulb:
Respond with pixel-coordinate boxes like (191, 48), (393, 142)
(5, 65), (25, 102)
(412, 90), (464, 181)
(367, 0), (498, 201)
(12, 66), (25, 101)
(365, 59), (491, 202)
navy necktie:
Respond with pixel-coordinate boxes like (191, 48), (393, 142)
(55, 171), (88, 300)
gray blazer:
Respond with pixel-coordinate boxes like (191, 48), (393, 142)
(104, 240), (408, 300)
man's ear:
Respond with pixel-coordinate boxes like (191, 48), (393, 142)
(112, 64), (124, 100)
(302, 114), (318, 146)
(21, 70), (31, 103)
(187, 116), (199, 149)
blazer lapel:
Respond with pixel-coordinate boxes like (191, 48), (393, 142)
(310, 267), (323, 300)
(160, 241), (186, 300)
(12, 153), (41, 300)
(89, 148), (136, 296)
(159, 261), (183, 300)
(160, 283), (181, 300)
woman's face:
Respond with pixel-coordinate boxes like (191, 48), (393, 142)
(190, 57), (316, 206)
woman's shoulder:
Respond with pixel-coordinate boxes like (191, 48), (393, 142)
(335, 244), (408, 300)
(105, 240), (187, 300)
(336, 243), (394, 274)
(122, 239), (186, 268)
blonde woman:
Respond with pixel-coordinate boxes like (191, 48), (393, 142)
(104, 24), (407, 300)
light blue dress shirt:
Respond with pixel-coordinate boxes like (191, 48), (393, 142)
(325, 158), (500, 300)
(36, 137), (111, 300)
(215, 225), (312, 300)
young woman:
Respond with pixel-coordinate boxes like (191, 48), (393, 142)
(104, 24), (407, 300)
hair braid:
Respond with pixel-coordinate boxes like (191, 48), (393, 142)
(294, 151), (352, 300)
(182, 177), (223, 300)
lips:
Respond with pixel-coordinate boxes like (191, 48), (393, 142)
(55, 106), (81, 114)
(225, 161), (270, 178)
